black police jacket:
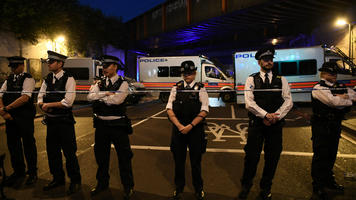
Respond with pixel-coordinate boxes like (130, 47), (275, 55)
(172, 80), (204, 125)
(311, 80), (351, 121)
(2, 73), (35, 119)
(92, 76), (126, 117)
(248, 72), (284, 123)
(43, 71), (73, 115)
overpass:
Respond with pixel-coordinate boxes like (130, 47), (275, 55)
(126, 0), (354, 55)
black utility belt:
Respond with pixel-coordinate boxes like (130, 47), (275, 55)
(312, 114), (343, 121)
(93, 115), (133, 134)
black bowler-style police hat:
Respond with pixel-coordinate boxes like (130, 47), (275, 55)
(181, 60), (197, 73)
(255, 47), (275, 60)
(100, 55), (123, 69)
(7, 56), (25, 68)
(46, 50), (67, 63)
(319, 62), (338, 75)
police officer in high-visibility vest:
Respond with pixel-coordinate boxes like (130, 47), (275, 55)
(310, 62), (356, 200)
(0, 56), (37, 186)
(167, 60), (209, 200)
(88, 55), (134, 199)
(238, 47), (293, 200)
(38, 51), (81, 195)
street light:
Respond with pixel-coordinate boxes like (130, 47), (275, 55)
(335, 18), (353, 58)
(271, 38), (278, 45)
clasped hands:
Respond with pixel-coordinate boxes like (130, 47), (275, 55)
(0, 107), (13, 120)
(263, 113), (280, 126)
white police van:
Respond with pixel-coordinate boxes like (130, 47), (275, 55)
(41, 57), (144, 103)
(234, 45), (356, 103)
(139, 55), (234, 102)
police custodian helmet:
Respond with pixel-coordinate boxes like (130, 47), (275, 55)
(181, 60), (197, 73)
(318, 62), (338, 75)
(255, 47), (275, 60)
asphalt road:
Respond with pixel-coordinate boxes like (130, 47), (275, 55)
(0, 99), (355, 200)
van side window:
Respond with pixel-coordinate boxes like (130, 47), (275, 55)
(158, 66), (169, 77)
(169, 66), (181, 77)
(280, 62), (297, 76)
(205, 66), (225, 80)
(299, 59), (317, 75)
(65, 67), (89, 80)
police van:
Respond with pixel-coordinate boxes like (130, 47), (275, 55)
(41, 57), (145, 103)
(234, 45), (356, 103)
(139, 55), (234, 102)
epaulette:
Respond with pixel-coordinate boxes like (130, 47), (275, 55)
(250, 72), (259, 77)
(175, 80), (184, 87)
(197, 82), (205, 88)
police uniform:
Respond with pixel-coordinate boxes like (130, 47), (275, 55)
(311, 62), (355, 199)
(0, 56), (37, 185)
(87, 55), (134, 199)
(239, 47), (293, 200)
(37, 51), (81, 193)
(166, 61), (209, 200)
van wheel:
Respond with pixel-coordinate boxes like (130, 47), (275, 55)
(220, 91), (235, 102)
(159, 92), (170, 103)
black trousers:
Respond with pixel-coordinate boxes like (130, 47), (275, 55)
(241, 122), (283, 191)
(311, 118), (341, 189)
(5, 117), (37, 175)
(170, 124), (207, 192)
(46, 118), (81, 183)
(94, 124), (134, 190)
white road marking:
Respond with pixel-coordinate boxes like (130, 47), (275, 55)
(341, 133), (356, 145)
(132, 109), (167, 127)
(231, 105), (236, 119)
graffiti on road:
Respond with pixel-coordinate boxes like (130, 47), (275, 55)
(206, 122), (248, 144)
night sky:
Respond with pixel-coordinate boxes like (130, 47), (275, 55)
(79, 0), (166, 22)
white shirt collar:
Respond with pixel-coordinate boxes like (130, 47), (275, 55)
(259, 70), (272, 79)
(184, 80), (196, 88)
(106, 74), (119, 84)
(52, 70), (64, 79)
(321, 78), (334, 86)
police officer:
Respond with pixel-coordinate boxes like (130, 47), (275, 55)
(0, 56), (37, 186)
(37, 51), (81, 194)
(310, 62), (355, 200)
(88, 55), (134, 199)
(238, 47), (293, 200)
(167, 61), (209, 200)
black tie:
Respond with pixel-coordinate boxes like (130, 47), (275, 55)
(108, 79), (113, 88)
(186, 84), (191, 89)
(265, 73), (270, 87)
(54, 76), (58, 84)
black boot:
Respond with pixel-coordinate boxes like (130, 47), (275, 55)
(258, 189), (272, 200)
(5, 172), (25, 186)
(237, 185), (251, 199)
(311, 188), (329, 200)
(90, 183), (109, 196)
(195, 190), (205, 200)
(67, 182), (81, 195)
(325, 182), (344, 193)
(123, 188), (134, 200)
(171, 189), (183, 200)
(43, 179), (65, 191)
(25, 174), (38, 185)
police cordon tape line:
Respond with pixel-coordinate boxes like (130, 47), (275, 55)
(0, 87), (353, 94)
